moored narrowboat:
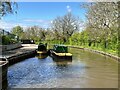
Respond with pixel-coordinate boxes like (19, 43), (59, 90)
(50, 45), (72, 61)
(37, 43), (48, 59)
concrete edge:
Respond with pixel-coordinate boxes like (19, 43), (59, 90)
(68, 45), (120, 62)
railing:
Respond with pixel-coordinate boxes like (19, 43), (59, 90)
(0, 28), (20, 45)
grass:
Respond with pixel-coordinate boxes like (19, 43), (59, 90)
(35, 42), (118, 57)
(73, 45), (118, 56)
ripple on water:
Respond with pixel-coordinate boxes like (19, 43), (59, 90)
(8, 48), (118, 88)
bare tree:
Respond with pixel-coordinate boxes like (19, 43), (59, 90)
(24, 26), (41, 40)
(52, 13), (79, 43)
(23, 26), (48, 42)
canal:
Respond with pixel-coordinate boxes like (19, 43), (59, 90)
(8, 48), (118, 88)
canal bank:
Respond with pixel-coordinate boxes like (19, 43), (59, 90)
(1, 44), (37, 65)
(66, 45), (120, 62)
(0, 44), (37, 89)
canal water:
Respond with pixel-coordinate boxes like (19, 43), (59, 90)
(8, 48), (118, 88)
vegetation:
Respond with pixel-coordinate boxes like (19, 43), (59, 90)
(0, 29), (19, 45)
(0, 1), (18, 44)
(2, 35), (18, 45)
(0, 1), (17, 18)
(80, 2), (119, 56)
(10, 2), (119, 56)
(11, 26), (24, 39)
(52, 13), (80, 43)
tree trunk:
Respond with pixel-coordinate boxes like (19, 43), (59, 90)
(88, 41), (92, 46)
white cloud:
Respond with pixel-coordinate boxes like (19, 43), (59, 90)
(67, 5), (70, 9)
(0, 21), (16, 31)
(50, 20), (53, 24)
(66, 5), (72, 12)
(24, 19), (49, 23)
(0, 20), (27, 32)
(0, 19), (53, 32)
(23, 19), (52, 28)
(24, 19), (44, 23)
(68, 9), (71, 12)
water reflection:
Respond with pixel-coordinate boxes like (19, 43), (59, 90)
(53, 58), (72, 67)
(8, 48), (118, 88)
(55, 61), (71, 67)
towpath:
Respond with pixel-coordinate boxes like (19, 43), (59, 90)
(0, 44), (38, 63)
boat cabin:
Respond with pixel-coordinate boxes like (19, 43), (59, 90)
(51, 45), (72, 61)
(37, 43), (48, 59)
(38, 43), (47, 51)
(53, 45), (68, 53)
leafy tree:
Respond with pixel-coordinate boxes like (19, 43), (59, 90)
(82, 2), (118, 49)
(70, 32), (81, 45)
(0, 1), (17, 18)
(11, 26), (23, 39)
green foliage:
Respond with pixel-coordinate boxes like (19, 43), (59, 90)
(2, 35), (18, 45)
(11, 26), (23, 39)
(2, 35), (11, 45)
(0, 2), (18, 18)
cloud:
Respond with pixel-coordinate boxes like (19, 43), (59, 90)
(66, 5), (70, 9)
(66, 5), (71, 12)
(0, 20), (27, 32)
(23, 19), (52, 28)
(24, 19), (44, 23)
(0, 18), (53, 32)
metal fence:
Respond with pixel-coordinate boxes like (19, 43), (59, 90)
(0, 28), (19, 45)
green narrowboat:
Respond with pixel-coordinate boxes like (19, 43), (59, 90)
(37, 43), (48, 59)
(50, 45), (72, 61)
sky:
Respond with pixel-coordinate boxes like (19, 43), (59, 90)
(0, 2), (88, 31)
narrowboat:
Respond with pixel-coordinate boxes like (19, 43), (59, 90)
(37, 43), (48, 59)
(50, 45), (72, 61)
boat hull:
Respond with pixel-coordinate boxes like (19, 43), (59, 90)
(50, 50), (72, 61)
(37, 51), (48, 59)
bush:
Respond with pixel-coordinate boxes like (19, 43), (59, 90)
(2, 35), (18, 45)
(2, 35), (11, 45)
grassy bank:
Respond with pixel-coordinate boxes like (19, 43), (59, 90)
(35, 41), (119, 60)
(67, 45), (118, 56)
(80, 45), (118, 56)
(65, 44), (120, 61)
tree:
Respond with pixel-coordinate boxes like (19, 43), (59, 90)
(23, 26), (39, 40)
(23, 26), (48, 43)
(52, 13), (80, 43)
(11, 26), (23, 39)
(46, 31), (54, 42)
(82, 2), (118, 49)
(0, 1), (17, 18)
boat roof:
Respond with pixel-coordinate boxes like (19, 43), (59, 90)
(54, 44), (67, 47)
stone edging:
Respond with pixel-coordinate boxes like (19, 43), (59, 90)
(0, 43), (22, 53)
(68, 45), (120, 62)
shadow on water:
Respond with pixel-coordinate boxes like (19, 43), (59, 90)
(52, 57), (72, 67)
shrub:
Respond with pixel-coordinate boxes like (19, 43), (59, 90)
(2, 35), (11, 45)
(2, 35), (18, 45)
